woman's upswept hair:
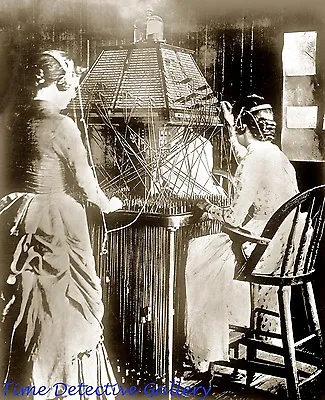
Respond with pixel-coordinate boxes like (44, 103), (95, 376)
(232, 94), (276, 142)
(33, 50), (78, 93)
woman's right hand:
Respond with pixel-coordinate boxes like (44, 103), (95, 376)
(102, 196), (123, 213)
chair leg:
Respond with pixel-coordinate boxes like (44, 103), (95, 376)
(231, 342), (240, 380)
(301, 284), (313, 333)
(247, 283), (257, 386)
(305, 282), (324, 351)
(246, 344), (257, 386)
(278, 287), (301, 400)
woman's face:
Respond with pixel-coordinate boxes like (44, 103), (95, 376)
(51, 59), (80, 110)
(256, 108), (274, 121)
(55, 85), (77, 110)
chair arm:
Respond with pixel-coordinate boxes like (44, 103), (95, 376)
(222, 223), (271, 279)
(222, 223), (271, 246)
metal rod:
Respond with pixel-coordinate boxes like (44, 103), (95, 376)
(167, 226), (178, 399)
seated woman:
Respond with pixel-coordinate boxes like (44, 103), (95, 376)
(185, 95), (299, 378)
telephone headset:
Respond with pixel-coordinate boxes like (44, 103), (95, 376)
(41, 50), (76, 91)
(234, 102), (272, 140)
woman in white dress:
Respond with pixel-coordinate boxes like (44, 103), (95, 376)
(185, 95), (299, 377)
(0, 50), (122, 399)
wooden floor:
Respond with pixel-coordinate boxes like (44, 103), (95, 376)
(116, 381), (324, 400)
(179, 369), (325, 400)
(112, 331), (324, 400)
(115, 368), (324, 400)
(113, 347), (324, 400)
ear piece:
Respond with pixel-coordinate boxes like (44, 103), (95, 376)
(35, 68), (45, 86)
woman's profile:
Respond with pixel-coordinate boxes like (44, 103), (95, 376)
(0, 50), (122, 399)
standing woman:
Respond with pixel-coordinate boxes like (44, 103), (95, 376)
(0, 50), (122, 399)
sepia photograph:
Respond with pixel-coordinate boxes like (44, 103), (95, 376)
(0, 0), (325, 399)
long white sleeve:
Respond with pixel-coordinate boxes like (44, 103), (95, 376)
(53, 116), (121, 213)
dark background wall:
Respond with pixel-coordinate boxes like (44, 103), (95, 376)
(1, 1), (324, 166)
(0, 0), (324, 331)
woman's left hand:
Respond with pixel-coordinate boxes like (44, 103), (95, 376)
(220, 101), (235, 128)
(195, 198), (211, 211)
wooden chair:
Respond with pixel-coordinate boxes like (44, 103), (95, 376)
(218, 185), (325, 399)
